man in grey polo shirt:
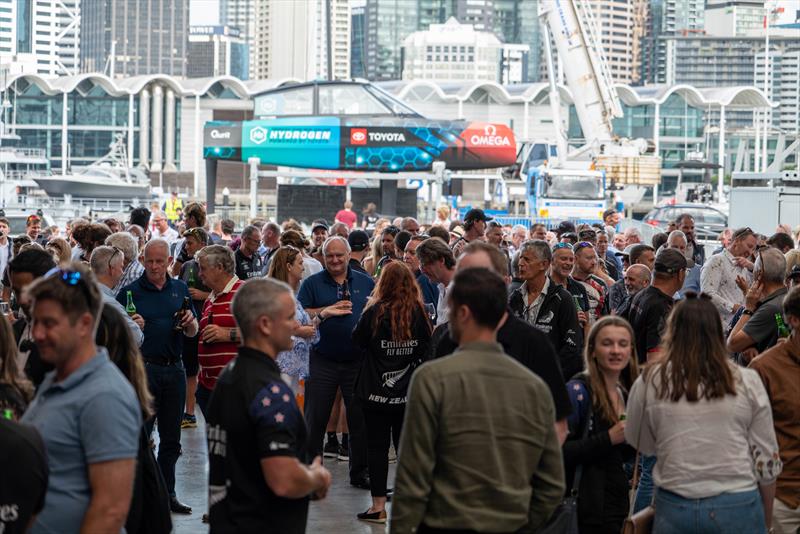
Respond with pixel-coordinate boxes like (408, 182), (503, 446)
(22, 262), (141, 534)
(90, 245), (144, 346)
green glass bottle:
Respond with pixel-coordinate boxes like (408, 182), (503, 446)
(187, 266), (197, 288)
(775, 313), (791, 338)
(125, 290), (136, 317)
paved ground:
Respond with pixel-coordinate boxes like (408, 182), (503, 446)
(169, 411), (393, 533)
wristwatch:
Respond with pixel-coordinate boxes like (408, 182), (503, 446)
(742, 309), (755, 316)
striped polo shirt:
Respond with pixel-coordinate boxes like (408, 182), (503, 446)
(198, 276), (244, 391)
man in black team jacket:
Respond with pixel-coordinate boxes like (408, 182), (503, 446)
(206, 278), (331, 534)
(508, 240), (584, 380)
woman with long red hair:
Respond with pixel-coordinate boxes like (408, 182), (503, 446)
(352, 261), (432, 524)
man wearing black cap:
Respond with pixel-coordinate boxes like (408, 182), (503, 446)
(628, 248), (687, 364)
(347, 230), (369, 274)
(555, 221), (576, 239)
(451, 208), (491, 258)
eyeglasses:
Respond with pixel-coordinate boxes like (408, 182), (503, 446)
(578, 230), (597, 239)
(684, 291), (712, 301)
(45, 267), (92, 308)
(732, 227), (754, 240)
(108, 246), (123, 270)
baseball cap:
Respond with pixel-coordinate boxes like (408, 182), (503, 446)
(348, 230), (369, 252)
(556, 221), (576, 236)
(463, 208), (493, 224)
(311, 219), (329, 233)
(654, 248), (688, 274)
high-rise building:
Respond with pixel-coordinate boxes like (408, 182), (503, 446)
(402, 17), (527, 83)
(187, 25), (248, 79)
(0, 0), (80, 76)
(664, 35), (799, 130)
(364, 0), (540, 82)
(219, 0), (256, 79)
(584, 0), (636, 84)
(640, 0), (705, 85)
(254, 0), (350, 81)
(704, 0), (763, 37)
(351, 3), (368, 78)
(312, 0), (351, 80)
(81, 0), (189, 77)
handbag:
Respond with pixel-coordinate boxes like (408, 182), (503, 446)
(536, 383), (593, 534)
(622, 376), (655, 534)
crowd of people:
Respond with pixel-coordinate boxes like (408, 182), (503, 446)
(1, 200), (799, 534)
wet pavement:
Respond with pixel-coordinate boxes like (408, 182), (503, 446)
(169, 411), (393, 533)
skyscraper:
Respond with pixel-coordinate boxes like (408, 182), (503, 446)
(0, 0), (80, 76)
(187, 25), (248, 79)
(351, 3), (368, 78)
(253, 0), (350, 81)
(640, 0), (705, 85)
(219, 0), (256, 79)
(364, 0), (539, 82)
(81, 0), (189, 77)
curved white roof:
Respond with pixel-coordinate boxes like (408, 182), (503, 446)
(2, 72), (302, 98)
(378, 80), (776, 110)
(1, 73), (777, 110)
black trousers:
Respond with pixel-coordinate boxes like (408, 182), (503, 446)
(304, 353), (368, 481)
(363, 405), (403, 497)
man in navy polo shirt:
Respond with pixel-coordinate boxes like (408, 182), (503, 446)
(117, 238), (198, 514)
(298, 236), (374, 489)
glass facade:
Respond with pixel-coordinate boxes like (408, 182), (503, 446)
(569, 92), (705, 170)
(11, 81), (143, 169)
(16, 0), (30, 53)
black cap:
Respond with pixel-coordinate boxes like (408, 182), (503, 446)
(463, 208), (493, 224)
(789, 265), (800, 280)
(654, 248), (688, 274)
(348, 230), (369, 252)
(311, 219), (329, 233)
(556, 220), (576, 236)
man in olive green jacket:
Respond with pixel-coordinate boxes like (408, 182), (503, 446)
(390, 267), (565, 534)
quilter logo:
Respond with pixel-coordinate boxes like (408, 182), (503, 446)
(350, 128), (367, 145)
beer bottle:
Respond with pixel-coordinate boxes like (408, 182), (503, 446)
(775, 313), (791, 338)
(342, 280), (351, 301)
(125, 290), (136, 317)
(174, 297), (191, 332)
(187, 266), (197, 289)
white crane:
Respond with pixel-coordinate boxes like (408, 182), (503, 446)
(537, 0), (660, 186)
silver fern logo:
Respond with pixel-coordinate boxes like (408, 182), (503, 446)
(382, 365), (411, 388)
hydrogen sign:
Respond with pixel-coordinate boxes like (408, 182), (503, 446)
(241, 117), (341, 169)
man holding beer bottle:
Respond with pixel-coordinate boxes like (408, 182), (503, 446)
(117, 238), (198, 515)
(89, 246), (143, 346)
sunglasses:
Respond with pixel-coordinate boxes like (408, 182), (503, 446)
(574, 241), (594, 251)
(45, 267), (92, 308)
(552, 242), (573, 251)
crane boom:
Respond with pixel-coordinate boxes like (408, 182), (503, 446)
(538, 0), (623, 148)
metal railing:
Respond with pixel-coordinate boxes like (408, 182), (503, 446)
(0, 147), (47, 159)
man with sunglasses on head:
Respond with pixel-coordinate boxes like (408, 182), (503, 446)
(700, 227), (758, 324)
(21, 263), (141, 534)
(571, 241), (609, 321)
(89, 245), (143, 346)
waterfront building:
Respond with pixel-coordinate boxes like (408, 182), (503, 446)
(80, 0), (189, 77)
(0, 73), (774, 199)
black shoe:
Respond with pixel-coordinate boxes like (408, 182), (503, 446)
(350, 476), (371, 490)
(323, 437), (339, 458)
(357, 508), (387, 523)
(337, 444), (349, 461)
(170, 497), (192, 514)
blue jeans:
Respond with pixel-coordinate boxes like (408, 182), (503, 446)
(144, 360), (186, 497)
(634, 455), (657, 513)
(654, 488), (766, 534)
